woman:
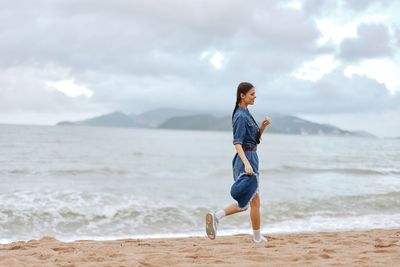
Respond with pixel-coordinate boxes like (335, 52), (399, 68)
(205, 82), (271, 243)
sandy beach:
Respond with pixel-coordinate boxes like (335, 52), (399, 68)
(0, 228), (399, 267)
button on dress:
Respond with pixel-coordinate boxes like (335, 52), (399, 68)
(230, 106), (261, 211)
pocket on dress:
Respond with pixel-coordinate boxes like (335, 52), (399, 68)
(247, 121), (258, 135)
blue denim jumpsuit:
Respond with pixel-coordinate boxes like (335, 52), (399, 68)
(231, 105), (260, 210)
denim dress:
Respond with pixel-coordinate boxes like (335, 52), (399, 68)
(230, 105), (260, 211)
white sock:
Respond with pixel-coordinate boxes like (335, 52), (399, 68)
(215, 209), (225, 220)
(253, 228), (261, 241)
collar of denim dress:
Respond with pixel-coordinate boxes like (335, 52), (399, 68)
(237, 105), (248, 111)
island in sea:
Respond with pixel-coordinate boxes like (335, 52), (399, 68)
(56, 108), (376, 138)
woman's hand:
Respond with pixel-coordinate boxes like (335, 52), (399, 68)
(260, 116), (271, 129)
(259, 117), (271, 139)
(244, 163), (254, 176)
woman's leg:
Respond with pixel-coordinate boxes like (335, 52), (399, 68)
(250, 192), (260, 229)
(250, 193), (266, 242)
(223, 203), (246, 216)
(206, 203), (242, 239)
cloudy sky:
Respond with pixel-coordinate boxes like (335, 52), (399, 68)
(0, 0), (399, 137)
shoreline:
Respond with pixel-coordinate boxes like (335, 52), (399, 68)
(1, 228), (399, 266)
(2, 225), (400, 245)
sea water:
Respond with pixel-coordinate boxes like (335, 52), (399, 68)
(0, 124), (399, 243)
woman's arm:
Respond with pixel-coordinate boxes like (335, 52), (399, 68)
(234, 144), (254, 175)
(232, 114), (254, 175)
(258, 117), (271, 141)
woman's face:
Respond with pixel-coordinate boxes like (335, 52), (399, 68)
(241, 88), (256, 105)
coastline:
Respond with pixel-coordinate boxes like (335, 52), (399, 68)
(1, 228), (399, 266)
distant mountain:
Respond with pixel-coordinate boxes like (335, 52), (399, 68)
(263, 114), (354, 135)
(158, 114), (231, 131)
(384, 136), (400, 140)
(56, 108), (375, 137)
(57, 111), (147, 128)
(159, 113), (364, 136)
(352, 130), (377, 138)
(57, 108), (203, 128)
(131, 107), (200, 127)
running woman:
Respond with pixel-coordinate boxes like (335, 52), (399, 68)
(205, 82), (271, 243)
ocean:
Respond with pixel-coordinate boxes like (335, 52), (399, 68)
(1, 124), (399, 244)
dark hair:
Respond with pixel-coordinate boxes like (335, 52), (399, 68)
(232, 82), (261, 142)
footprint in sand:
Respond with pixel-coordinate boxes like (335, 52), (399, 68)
(373, 249), (390, 253)
(322, 248), (336, 253)
(374, 242), (397, 248)
(320, 253), (332, 259)
(51, 247), (76, 253)
(9, 245), (24, 250)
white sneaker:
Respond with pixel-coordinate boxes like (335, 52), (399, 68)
(252, 235), (268, 243)
(205, 212), (219, 240)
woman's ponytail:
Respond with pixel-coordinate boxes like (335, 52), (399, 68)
(231, 98), (240, 121)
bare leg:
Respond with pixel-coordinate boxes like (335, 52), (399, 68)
(250, 193), (260, 229)
(223, 203), (246, 216)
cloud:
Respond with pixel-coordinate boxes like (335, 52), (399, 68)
(256, 67), (400, 114)
(395, 26), (400, 47)
(303, 0), (390, 16)
(292, 55), (340, 81)
(0, 0), (325, 111)
(343, 0), (390, 11)
(0, 0), (324, 78)
(301, 0), (339, 17)
(0, 64), (106, 114)
(0, 0), (399, 135)
(201, 51), (224, 70)
(339, 23), (393, 61)
(344, 59), (400, 94)
(46, 79), (93, 98)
